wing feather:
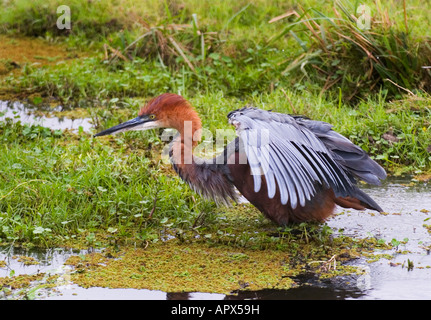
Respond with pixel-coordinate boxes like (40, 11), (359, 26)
(240, 130), (262, 193)
(228, 107), (360, 208)
(295, 117), (387, 185)
(271, 141), (314, 207)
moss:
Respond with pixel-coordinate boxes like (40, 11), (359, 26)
(64, 221), (391, 295)
(364, 253), (394, 263)
(66, 242), (298, 294)
(414, 173), (431, 182)
(0, 34), (81, 101)
(0, 273), (45, 290)
(12, 255), (40, 266)
(0, 35), (77, 67)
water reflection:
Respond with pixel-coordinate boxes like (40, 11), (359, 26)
(168, 275), (366, 300)
(0, 100), (93, 132)
(0, 246), (89, 278)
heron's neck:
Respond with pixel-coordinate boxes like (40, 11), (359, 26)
(168, 121), (237, 205)
(171, 108), (202, 146)
(170, 114), (202, 165)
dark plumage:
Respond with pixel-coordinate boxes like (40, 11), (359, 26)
(225, 107), (386, 224)
(94, 93), (387, 225)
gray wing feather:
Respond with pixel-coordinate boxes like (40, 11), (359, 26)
(268, 144), (291, 204)
(261, 144), (277, 198)
(295, 118), (387, 184)
(240, 131), (262, 193)
(228, 108), (385, 209)
(271, 141), (314, 207)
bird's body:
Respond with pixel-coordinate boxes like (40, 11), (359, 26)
(95, 93), (386, 225)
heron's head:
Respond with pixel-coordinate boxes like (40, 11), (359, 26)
(94, 93), (201, 137)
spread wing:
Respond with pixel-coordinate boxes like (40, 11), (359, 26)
(294, 117), (387, 185)
(227, 107), (385, 209)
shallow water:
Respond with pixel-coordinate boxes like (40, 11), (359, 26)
(328, 177), (431, 300)
(0, 100), (92, 132)
(0, 177), (429, 300)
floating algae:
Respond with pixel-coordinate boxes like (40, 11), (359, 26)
(64, 227), (386, 296)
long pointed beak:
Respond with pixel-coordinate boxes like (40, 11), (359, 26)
(94, 115), (157, 137)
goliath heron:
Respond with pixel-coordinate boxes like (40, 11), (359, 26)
(94, 93), (386, 225)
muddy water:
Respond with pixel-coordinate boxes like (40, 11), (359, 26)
(0, 100), (93, 132)
(0, 177), (429, 300)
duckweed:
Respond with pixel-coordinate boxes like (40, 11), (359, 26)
(63, 212), (392, 294)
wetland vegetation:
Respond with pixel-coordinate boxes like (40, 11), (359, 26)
(0, 0), (430, 298)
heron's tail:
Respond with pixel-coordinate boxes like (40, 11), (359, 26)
(335, 186), (383, 212)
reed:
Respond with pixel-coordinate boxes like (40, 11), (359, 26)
(270, 0), (431, 101)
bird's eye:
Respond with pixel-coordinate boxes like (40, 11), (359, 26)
(149, 114), (156, 120)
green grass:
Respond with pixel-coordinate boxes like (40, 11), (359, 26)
(2, 0), (430, 102)
(0, 119), (217, 245)
(0, 0), (125, 38)
(0, 0), (430, 247)
(272, 0), (431, 102)
(0, 90), (429, 246)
